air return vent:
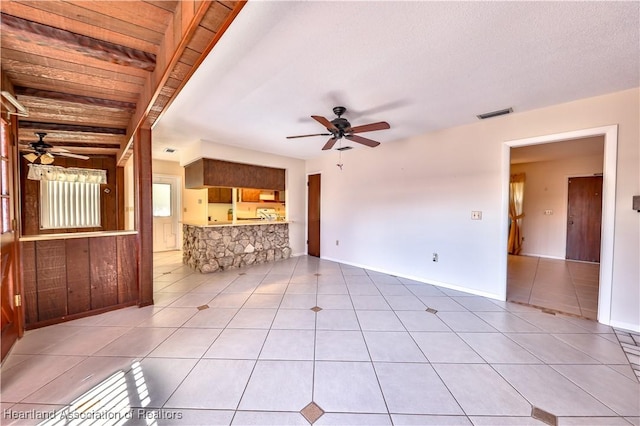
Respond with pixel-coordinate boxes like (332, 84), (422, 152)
(336, 146), (352, 151)
(163, 147), (176, 153)
(476, 107), (513, 120)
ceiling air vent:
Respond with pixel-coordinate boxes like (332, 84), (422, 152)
(476, 107), (513, 120)
(336, 146), (352, 151)
(163, 147), (176, 153)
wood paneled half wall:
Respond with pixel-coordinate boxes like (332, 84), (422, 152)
(20, 232), (138, 328)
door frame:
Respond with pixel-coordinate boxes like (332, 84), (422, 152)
(152, 173), (182, 252)
(501, 125), (617, 325)
(1, 113), (23, 362)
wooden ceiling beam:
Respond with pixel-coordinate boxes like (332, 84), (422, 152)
(15, 87), (137, 112)
(0, 13), (157, 71)
(19, 121), (126, 135)
(117, 1), (246, 165)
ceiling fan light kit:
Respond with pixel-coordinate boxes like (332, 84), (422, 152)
(21, 132), (90, 164)
(287, 106), (390, 151)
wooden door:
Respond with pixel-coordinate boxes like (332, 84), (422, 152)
(566, 176), (603, 262)
(307, 174), (321, 257)
(1, 117), (22, 361)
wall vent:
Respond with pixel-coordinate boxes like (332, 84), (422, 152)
(476, 107), (513, 120)
(336, 146), (352, 151)
(163, 147), (176, 153)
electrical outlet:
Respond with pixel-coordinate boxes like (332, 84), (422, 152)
(544, 209), (553, 215)
(432, 253), (438, 262)
(471, 211), (482, 220)
(336, 240), (339, 246)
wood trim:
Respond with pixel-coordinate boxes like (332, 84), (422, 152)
(15, 87), (137, 111)
(19, 121), (126, 135)
(117, 1), (247, 166)
(0, 13), (156, 71)
(134, 127), (153, 307)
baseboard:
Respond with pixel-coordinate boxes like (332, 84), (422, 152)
(321, 256), (504, 301)
(519, 252), (565, 260)
(609, 319), (640, 333)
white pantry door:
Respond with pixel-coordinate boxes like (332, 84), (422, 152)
(152, 174), (181, 252)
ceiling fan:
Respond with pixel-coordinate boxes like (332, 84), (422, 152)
(21, 132), (90, 164)
(287, 106), (390, 150)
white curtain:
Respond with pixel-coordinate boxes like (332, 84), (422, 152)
(508, 173), (526, 255)
(27, 163), (106, 184)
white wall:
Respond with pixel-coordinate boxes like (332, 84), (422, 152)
(181, 140), (307, 256)
(306, 88), (639, 331)
(512, 154), (603, 258)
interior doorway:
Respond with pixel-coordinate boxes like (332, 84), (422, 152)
(152, 174), (181, 252)
(502, 125), (617, 325)
(307, 173), (321, 257)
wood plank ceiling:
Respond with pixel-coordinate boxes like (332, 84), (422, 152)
(0, 0), (245, 164)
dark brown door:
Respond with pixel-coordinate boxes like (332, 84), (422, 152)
(566, 176), (603, 262)
(1, 116), (22, 361)
(307, 174), (321, 257)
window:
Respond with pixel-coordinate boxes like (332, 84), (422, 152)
(152, 183), (171, 217)
(0, 121), (11, 233)
(28, 164), (106, 230)
(40, 180), (101, 229)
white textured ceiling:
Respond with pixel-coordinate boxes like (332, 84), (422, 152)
(152, 1), (639, 162)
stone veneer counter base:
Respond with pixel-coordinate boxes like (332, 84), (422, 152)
(183, 223), (291, 273)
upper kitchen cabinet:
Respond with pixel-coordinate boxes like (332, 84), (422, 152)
(238, 189), (285, 203)
(208, 188), (232, 203)
(185, 158), (285, 190)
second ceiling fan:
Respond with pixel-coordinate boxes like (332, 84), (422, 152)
(287, 106), (390, 150)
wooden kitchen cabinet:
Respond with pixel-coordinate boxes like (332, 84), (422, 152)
(208, 187), (232, 203)
(240, 188), (261, 202)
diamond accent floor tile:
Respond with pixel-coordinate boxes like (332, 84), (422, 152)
(197, 304), (209, 310)
(311, 306), (323, 312)
(426, 307), (438, 314)
(300, 401), (324, 423)
(532, 406), (558, 426)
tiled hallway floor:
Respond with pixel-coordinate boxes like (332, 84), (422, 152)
(507, 255), (600, 319)
(2, 253), (638, 425)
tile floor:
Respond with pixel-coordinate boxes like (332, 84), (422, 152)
(507, 255), (599, 319)
(1, 252), (638, 426)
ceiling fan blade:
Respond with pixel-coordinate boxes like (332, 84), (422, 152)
(322, 137), (338, 151)
(311, 115), (338, 132)
(49, 147), (70, 153)
(56, 152), (90, 160)
(286, 133), (332, 139)
(345, 134), (381, 148)
(348, 121), (390, 134)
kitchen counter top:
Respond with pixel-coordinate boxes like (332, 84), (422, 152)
(189, 220), (289, 227)
(19, 230), (137, 242)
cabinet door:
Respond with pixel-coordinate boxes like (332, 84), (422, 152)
(242, 188), (261, 202)
(208, 188), (233, 203)
(207, 188), (218, 203)
(219, 188), (232, 203)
